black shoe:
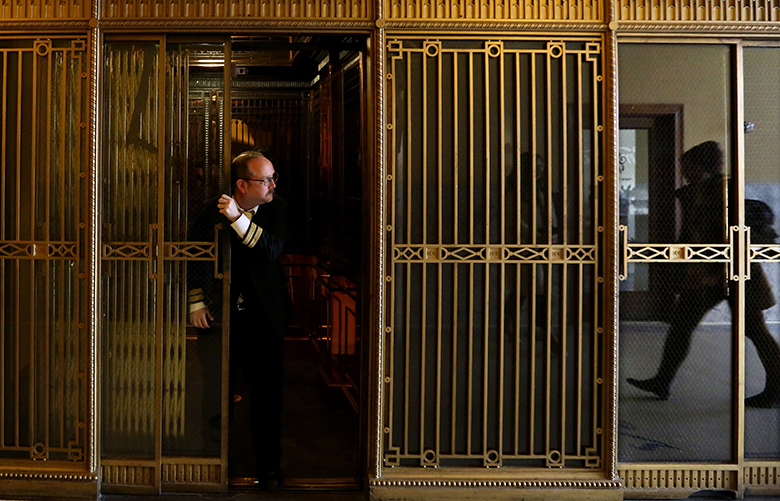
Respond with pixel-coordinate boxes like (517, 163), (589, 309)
(255, 470), (283, 491)
(627, 377), (669, 400)
(746, 390), (780, 409)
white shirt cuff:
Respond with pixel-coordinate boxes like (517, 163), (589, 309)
(189, 301), (207, 313)
(231, 214), (250, 237)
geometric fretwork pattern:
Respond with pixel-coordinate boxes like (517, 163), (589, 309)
(750, 245), (780, 262)
(627, 244), (731, 262)
(385, 36), (603, 470)
(394, 245), (597, 263)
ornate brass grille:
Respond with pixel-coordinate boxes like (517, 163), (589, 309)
(0, 36), (89, 462)
(101, 41), (161, 456)
(383, 36), (604, 469)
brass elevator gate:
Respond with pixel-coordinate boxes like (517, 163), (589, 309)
(383, 36), (605, 469)
(0, 36), (90, 464)
(100, 38), (228, 493)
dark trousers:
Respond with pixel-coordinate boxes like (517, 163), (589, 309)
(655, 286), (780, 391)
(229, 307), (284, 473)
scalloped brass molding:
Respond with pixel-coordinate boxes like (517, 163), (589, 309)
(385, 0), (601, 21)
(0, 0), (91, 19)
(620, 467), (738, 491)
(616, 0), (780, 21)
(101, 0), (370, 19)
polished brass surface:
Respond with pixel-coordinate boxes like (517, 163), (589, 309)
(0, 0), (91, 19)
(6, 3), (780, 499)
(385, 0), (601, 21)
(99, 38), (228, 494)
(0, 36), (90, 466)
(383, 35), (605, 471)
(101, 0), (370, 19)
(616, 0), (780, 22)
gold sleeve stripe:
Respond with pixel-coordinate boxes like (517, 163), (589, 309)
(189, 288), (204, 303)
(242, 222), (263, 248)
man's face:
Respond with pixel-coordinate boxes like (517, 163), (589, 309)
(238, 156), (276, 206)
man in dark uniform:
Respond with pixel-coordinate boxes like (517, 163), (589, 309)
(190, 150), (290, 489)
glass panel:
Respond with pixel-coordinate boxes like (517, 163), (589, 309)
(743, 47), (780, 459)
(618, 43), (733, 463)
(101, 41), (160, 458)
(162, 42), (226, 457)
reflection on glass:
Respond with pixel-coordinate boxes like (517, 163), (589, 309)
(618, 43), (733, 463)
(164, 43), (226, 457)
(744, 46), (780, 459)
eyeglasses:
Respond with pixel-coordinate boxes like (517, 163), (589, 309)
(241, 172), (279, 186)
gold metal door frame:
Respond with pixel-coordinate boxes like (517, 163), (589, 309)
(376, 33), (618, 489)
(0, 34), (96, 491)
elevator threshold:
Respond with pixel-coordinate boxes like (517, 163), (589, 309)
(229, 476), (360, 490)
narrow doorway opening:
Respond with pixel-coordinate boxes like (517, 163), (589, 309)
(214, 35), (367, 489)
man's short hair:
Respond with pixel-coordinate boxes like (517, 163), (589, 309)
(232, 150), (268, 188)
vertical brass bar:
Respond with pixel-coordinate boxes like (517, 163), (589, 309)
(404, 51), (412, 456)
(484, 46), (490, 246)
(561, 49), (567, 246)
(514, 263), (520, 454)
(451, 49), (459, 456)
(387, 43), (397, 455)
(30, 46), (38, 451)
(734, 41), (746, 476)
(531, 53), (537, 245)
(577, 55), (583, 244)
(498, 47), (506, 459)
(545, 262), (553, 456)
(516, 52), (521, 243)
(1, 52), (6, 240)
(499, 47), (505, 246)
(467, 262), (473, 454)
(482, 46), (490, 458)
(469, 53), (474, 244)
(529, 272), (537, 453)
(0, 50), (6, 448)
(577, 262), (583, 452)
(451, 262), (458, 453)
(15, 260), (19, 446)
(559, 48), (568, 459)
(407, 55), (412, 245)
(45, 44), (53, 453)
(591, 50), (600, 447)
(546, 49), (552, 246)
(435, 48), (442, 458)
(420, 48), (429, 461)
(56, 51), (68, 447)
(576, 54), (584, 454)
(453, 53), (458, 243)
(16, 52), (22, 242)
(404, 261), (410, 454)
(529, 51), (538, 452)
(155, 39), (166, 489)
(514, 52), (522, 452)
